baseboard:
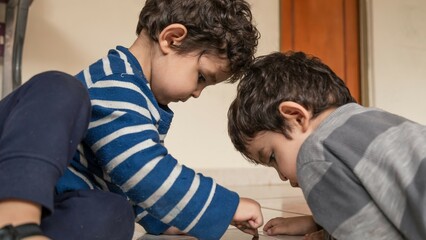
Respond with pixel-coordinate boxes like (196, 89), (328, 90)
(195, 167), (283, 187)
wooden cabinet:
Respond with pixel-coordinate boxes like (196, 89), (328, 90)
(280, 0), (361, 102)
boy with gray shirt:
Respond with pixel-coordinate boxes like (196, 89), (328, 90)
(228, 51), (426, 239)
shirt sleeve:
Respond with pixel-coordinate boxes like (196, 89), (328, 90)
(84, 77), (239, 239)
(134, 206), (170, 234)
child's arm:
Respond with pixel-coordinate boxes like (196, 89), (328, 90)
(263, 215), (320, 236)
(0, 200), (49, 240)
(161, 197), (263, 237)
(82, 79), (241, 239)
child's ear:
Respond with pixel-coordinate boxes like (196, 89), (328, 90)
(278, 101), (311, 132)
(158, 23), (187, 54)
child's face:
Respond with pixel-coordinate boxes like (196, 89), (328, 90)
(245, 128), (310, 187)
(150, 51), (231, 105)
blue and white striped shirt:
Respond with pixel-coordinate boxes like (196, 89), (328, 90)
(55, 46), (239, 239)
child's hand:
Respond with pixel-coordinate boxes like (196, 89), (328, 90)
(263, 215), (319, 236)
(231, 198), (263, 236)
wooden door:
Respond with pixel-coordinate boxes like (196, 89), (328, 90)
(280, 0), (361, 102)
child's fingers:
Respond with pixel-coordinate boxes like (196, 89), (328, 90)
(264, 215), (319, 236)
(248, 217), (262, 228)
(264, 225), (285, 236)
(237, 225), (257, 236)
(263, 218), (298, 236)
(239, 227), (254, 235)
(304, 230), (324, 240)
(263, 217), (283, 231)
(263, 222), (272, 230)
(234, 221), (259, 237)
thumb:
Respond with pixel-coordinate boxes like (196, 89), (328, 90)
(249, 217), (263, 229)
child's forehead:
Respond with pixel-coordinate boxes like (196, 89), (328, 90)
(199, 53), (232, 82)
(200, 52), (230, 67)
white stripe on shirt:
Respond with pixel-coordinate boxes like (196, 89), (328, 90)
(76, 144), (89, 168)
(135, 211), (149, 223)
(91, 80), (160, 122)
(116, 49), (135, 75)
(88, 111), (126, 130)
(122, 155), (163, 192)
(91, 124), (157, 153)
(83, 68), (93, 87)
(68, 166), (94, 189)
(102, 57), (113, 76)
(161, 174), (201, 224)
(93, 174), (110, 191)
(105, 139), (156, 172)
(139, 164), (183, 209)
(183, 181), (217, 233)
(91, 99), (152, 120)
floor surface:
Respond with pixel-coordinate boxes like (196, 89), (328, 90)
(133, 184), (310, 240)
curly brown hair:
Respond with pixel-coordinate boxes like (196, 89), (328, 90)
(136, 0), (260, 82)
(228, 52), (356, 163)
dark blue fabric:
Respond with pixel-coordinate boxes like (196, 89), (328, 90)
(0, 72), (134, 239)
(41, 189), (135, 240)
(0, 71), (91, 214)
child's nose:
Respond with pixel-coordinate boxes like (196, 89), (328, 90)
(192, 90), (201, 98)
(192, 87), (205, 98)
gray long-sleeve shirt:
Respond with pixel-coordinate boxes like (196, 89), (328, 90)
(298, 103), (426, 239)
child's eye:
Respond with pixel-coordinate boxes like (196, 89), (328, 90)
(198, 73), (206, 83)
(269, 152), (276, 165)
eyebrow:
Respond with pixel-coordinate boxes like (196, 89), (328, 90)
(197, 62), (217, 84)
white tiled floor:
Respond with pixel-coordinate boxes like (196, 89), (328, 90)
(133, 183), (310, 240)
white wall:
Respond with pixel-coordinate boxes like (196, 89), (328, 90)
(22, 0), (142, 78)
(367, 0), (426, 124)
(3, 0), (425, 185)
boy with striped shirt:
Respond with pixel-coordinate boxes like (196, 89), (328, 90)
(0, 0), (262, 239)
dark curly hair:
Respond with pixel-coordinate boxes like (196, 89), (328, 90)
(136, 0), (260, 82)
(228, 51), (356, 163)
